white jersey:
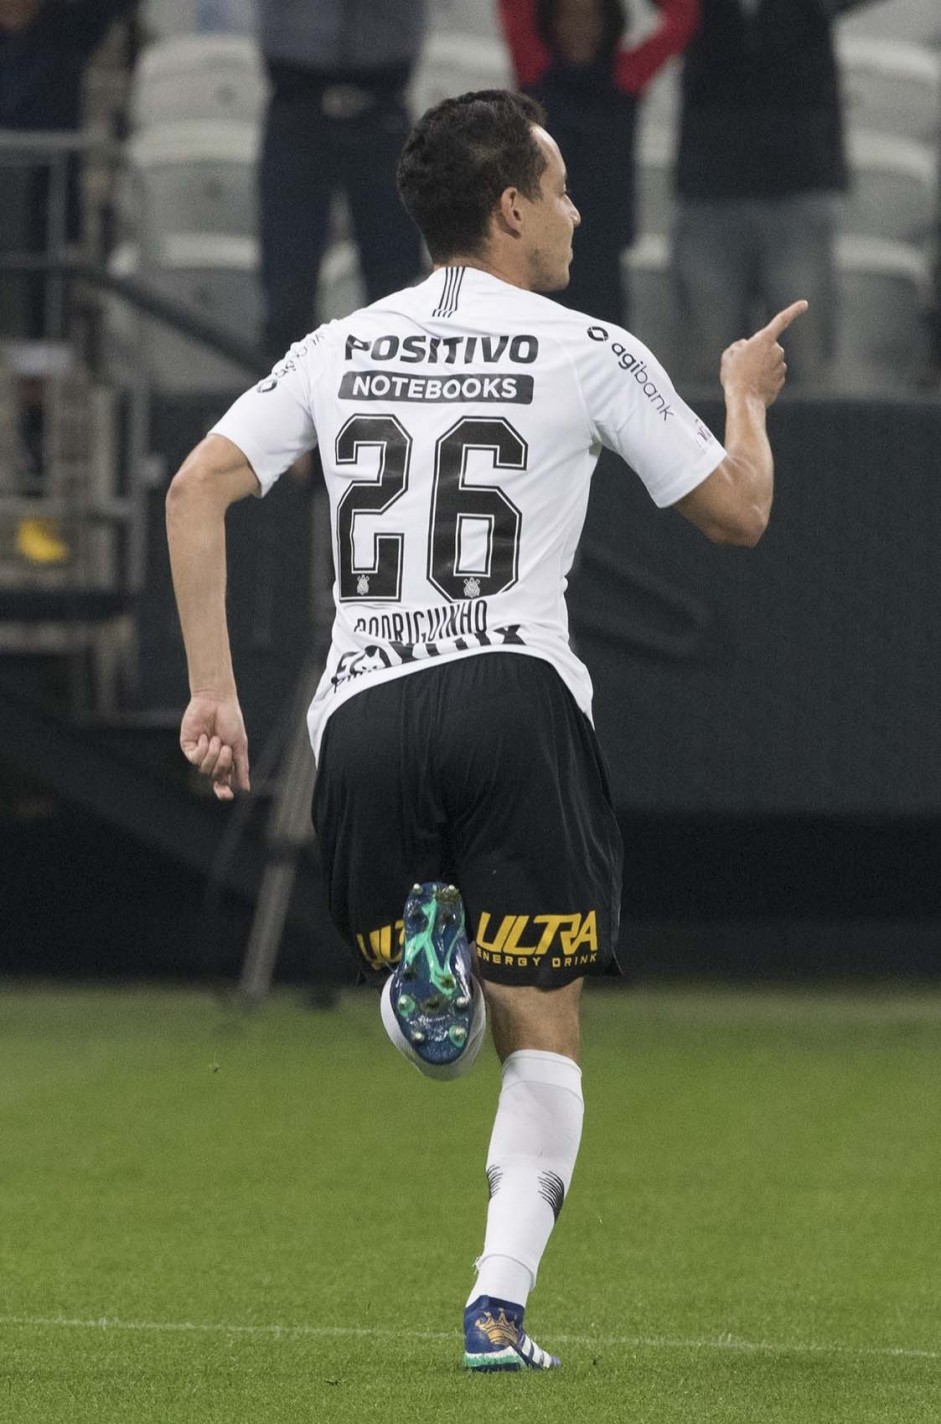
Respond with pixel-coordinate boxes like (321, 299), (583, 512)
(211, 267), (725, 755)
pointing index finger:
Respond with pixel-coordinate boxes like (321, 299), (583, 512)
(763, 299), (809, 340)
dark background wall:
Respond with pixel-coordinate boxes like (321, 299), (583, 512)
(2, 394), (940, 984)
(573, 397), (941, 816)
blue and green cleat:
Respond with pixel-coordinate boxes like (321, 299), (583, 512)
(463, 1296), (561, 1371)
(389, 882), (474, 1068)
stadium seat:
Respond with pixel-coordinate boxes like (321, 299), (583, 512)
(620, 233), (931, 395)
(833, 235), (931, 392)
(130, 34), (267, 129)
(141, 0), (256, 41)
(845, 131), (937, 245)
(837, 35), (941, 142)
(317, 241), (364, 324)
(428, 0), (500, 40)
(840, 0), (941, 48)
(410, 30), (512, 116)
(124, 120), (259, 256)
(103, 236), (364, 391)
(635, 127), (675, 238)
(620, 233), (682, 371)
(103, 236), (261, 393)
(635, 57), (681, 148)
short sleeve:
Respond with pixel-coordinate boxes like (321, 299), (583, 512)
(209, 333), (322, 496)
(572, 322), (726, 508)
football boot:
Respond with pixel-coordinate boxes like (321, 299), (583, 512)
(388, 881), (474, 1067)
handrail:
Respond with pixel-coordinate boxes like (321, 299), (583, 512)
(0, 253), (266, 374)
(0, 128), (124, 157)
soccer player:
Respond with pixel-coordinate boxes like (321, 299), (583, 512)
(166, 90), (805, 1371)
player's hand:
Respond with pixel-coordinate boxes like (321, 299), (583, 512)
(179, 693), (251, 801)
(720, 300), (809, 408)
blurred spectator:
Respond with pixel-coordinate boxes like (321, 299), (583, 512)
(0, 0), (134, 339)
(672, 0), (877, 386)
(499, 0), (699, 326)
(258, 0), (426, 365)
(0, 0), (133, 566)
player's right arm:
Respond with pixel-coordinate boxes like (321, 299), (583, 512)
(165, 434), (259, 800)
(673, 300), (808, 546)
(166, 335), (320, 799)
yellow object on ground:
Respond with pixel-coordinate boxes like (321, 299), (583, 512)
(15, 516), (70, 565)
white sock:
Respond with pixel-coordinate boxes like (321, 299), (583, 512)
(467, 1049), (584, 1310)
(380, 974), (487, 1081)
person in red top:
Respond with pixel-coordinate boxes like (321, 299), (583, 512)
(498, 0), (698, 325)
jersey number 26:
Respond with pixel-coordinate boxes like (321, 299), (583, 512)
(335, 413), (526, 603)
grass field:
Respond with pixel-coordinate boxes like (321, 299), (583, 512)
(1, 981), (938, 1422)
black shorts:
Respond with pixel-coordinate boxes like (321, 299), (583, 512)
(312, 652), (623, 987)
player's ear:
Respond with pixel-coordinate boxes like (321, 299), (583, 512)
(495, 186), (525, 240)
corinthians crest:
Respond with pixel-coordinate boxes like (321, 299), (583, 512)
(356, 574), (370, 596)
(463, 577), (481, 599)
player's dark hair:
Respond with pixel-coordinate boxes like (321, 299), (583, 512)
(536, 0), (627, 64)
(396, 89), (548, 263)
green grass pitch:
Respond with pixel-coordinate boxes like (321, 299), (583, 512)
(1, 981), (938, 1422)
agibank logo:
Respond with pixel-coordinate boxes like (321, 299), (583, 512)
(609, 344), (674, 421)
(476, 911), (599, 969)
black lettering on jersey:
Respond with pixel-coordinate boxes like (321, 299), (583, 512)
(479, 336), (508, 363)
(345, 334), (370, 359)
(493, 624), (525, 645)
(510, 335), (538, 363)
(372, 334), (399, 361)
(352, 600), (490, 654)
(344, 333), (540, 366)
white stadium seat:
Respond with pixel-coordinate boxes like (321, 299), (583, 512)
(834, 235), (931, 392)
(141, 0), (256, 41)
(104, 236), (261, 393)
(124, 120), (259, 255)
(618, 233), (930, 395)
(620, 233), (681, 370)
(410, 30), (512, 117)
(318, 241), (365, 325)
(845, 131), (937, 245)
(428, 0), (500, 41)
(838, 35), (941, 142)
(131, 34), (267, 129)
(103, 236), (365, 391)
(635, 127), (674, 238)
(636, 58), (681, 148)
(841, 0), (941, 48)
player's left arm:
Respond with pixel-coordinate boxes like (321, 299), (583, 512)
(613, 0), (700, 95)
(165, 435), (259, 800)
(673, 302), (807, 546)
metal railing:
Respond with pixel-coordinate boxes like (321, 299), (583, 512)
(0, 128), (266, 710)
